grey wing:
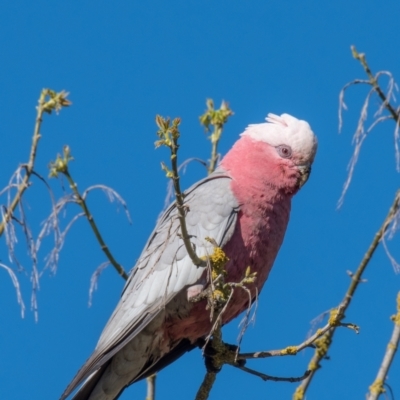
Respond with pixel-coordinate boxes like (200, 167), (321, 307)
(61, 169), (239, 399)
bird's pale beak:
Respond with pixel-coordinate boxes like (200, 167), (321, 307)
(297, 164), (311, 188)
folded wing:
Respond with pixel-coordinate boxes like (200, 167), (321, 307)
(61, 169), (239, 399)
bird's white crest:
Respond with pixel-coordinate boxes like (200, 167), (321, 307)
(242, 113), (318, 164)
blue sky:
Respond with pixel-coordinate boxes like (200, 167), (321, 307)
(1, 1), (399, 399)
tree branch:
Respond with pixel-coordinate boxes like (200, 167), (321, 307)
(351, 46), (400, 125)
(65, 170), (128, 280)
(338, 47), (400, 206)
(367, 292), (400, 400)
(49, 146), (128, 280)
(195, 371), (217, 400)
(232, 364), (311, 383)
(0, 89), (70, 237)
(155, 116), (206, 268)
(294, 190), (400, 398)
(145, 374), (156, 400)
(237, 305), (358, 361)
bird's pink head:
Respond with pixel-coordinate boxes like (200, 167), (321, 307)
(221, 113), (318, 194)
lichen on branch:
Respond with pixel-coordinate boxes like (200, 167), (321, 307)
(367, 292), (400, 400)
(293, 190), (400, 399)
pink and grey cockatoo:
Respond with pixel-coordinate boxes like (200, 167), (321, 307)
(61, 113), (317, 400)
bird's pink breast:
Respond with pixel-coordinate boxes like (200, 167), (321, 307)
(165, 136), (295, 343)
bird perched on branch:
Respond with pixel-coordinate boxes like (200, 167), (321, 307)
(61, 113), (317, 400)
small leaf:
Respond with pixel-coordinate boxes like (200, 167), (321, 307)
(154, 139), (166, 148)
(161, 162), (174, 178)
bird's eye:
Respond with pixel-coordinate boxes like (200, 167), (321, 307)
(276, 145), (292, 159)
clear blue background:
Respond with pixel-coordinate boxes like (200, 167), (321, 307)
(1, 1), (399, 399)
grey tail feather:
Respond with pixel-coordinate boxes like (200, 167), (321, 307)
(62, 339), (197, 399)
(61, 361), (110, 400)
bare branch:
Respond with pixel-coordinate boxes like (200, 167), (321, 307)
(351, 47), (399, 122)
(338, 47), (400, 207)
(367, 292), (400, 400)
(82, 185), (132, 224)
(48, 147), (129, 281)
(160, 158), (207, 216)
(145, 374), (156, 400)
(195, 372), (217, 400)
(294, 190), (400, 398)
(374, 71), (397, 117)
(383, 383), (395, 400)
(232, 364), (311, 383)
(156, 100), (233, 269)
(0, 89), (70, 237)
(155, 116), (206, 268)
(195, 339), (222, 400)
(237, 304), (358, 361)
(0, 90), (70, 316)
(65, 171), (128, 280)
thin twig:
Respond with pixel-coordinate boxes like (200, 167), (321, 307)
(294, 190), (400, 398)
(82, 185), (132, 224)
(155, 116), (205, 267)
(232, 364), (311, 383)
(63, 170), (128, 280)
(0, 90), (70, 237)
(199, 99), (234, 175)
(169, 136), (206, 266)
(237, 312), (348, 361)
(0, 90), (70, 317)
(160, 158), (207, 217)
(338, 47), (400, 206)
(367, 292), (400, 400)
(351, 46), (400, 123)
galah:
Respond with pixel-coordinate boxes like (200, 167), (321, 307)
(61, 113), (317, 400)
